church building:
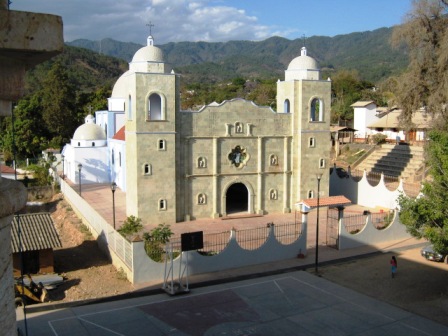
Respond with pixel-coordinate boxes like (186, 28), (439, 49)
(64, 34), (332, 225)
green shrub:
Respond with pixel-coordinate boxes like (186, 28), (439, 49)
(118, 215), (143, 239)
(143, 224), (174, 262)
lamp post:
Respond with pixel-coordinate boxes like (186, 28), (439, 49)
(111, 182), (117, 229)
(315, 173), (322, 274)
(61, 155), (65, 179)
(78, 163), (82, 196)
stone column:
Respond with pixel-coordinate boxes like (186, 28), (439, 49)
(257, 136), (264, 214)
(183, 139), (191, 221)
(337, 206), (345, 250)
(283, 136), (290, 213)
(212, 137), (220, 218)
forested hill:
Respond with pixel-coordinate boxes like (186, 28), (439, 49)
(67, 26), (408, 84)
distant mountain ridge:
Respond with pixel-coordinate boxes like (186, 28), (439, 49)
(67, 27), (408, 83)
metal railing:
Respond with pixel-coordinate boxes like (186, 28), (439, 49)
(170, 221), (302, 254)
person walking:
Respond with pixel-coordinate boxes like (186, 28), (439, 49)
(390, 256), (398, 278)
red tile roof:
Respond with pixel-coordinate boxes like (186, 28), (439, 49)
(296, 195), (351, 209)
(1, 165), (15, 174)
(113, 126), (125, 141)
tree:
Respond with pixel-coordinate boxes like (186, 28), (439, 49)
(41, 61), (81, 146)
(330, 70), (376, 124)
(391, 0), (448, 127)
(0, 95), (50, 161)
(398, 130), (448, 256)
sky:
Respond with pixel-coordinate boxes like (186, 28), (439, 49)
(10, 0), (414, 45)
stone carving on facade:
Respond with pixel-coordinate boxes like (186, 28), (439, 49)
(198, 157), (207, 168)
(228, 145), (249, 168)
(198, 193), (206, 204)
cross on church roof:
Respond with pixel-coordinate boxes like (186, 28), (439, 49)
(302, 34), (307, 47)
(146, 21), (155, 35)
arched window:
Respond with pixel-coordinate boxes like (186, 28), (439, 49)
(270, 154), (278, 166)
(319, 158), (326, 168)
(111, 149), (115, 164)
(148, 93), (163, 120)
(128, 94), (132, 120)
(284, 99), (290, 113)
(310, 98), (324, 122)
(158, 139), (166, 150)
(119, 152), (122, 167)
(143, 163), (152, 175)
(269, 189), (278, 200)
(309, 137), (315, 147)
(159, 199), (167, 211)
(308, 190), (314, 198)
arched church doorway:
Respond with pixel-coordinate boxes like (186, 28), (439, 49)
(226, 182), (248, 214)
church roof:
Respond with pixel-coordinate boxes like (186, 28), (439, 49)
(113, 126), (126, 141)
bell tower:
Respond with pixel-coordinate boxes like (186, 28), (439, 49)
(276, 47), (331, 203)
(113, 33), (180, 224)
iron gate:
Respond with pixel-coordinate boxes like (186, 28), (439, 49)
(326, 208), (339, 249)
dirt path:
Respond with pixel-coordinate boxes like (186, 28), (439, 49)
(48, 196), (134, 302)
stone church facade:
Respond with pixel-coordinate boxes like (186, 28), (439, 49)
(91, 35), (331, 225)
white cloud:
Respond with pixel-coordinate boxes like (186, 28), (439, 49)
(10, 0), (285, 44)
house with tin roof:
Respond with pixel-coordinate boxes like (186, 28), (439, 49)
(11, 213), (61, 276)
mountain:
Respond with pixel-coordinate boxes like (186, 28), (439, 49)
(67, 27), (408, 84)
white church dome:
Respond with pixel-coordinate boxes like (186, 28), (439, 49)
(73, 115), (106, 140)
(287, 47), (318, 70)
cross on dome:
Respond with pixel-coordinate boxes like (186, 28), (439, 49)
(146, 21), (155, 46)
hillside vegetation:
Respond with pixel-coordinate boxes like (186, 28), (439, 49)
(68, 27), (408, 84)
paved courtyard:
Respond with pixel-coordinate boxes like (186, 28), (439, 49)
(17, 270), (448, 336)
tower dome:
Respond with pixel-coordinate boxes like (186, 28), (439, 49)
(129, 35), (170, 73)
(132, 38), (165, 63)
(285, 47), (320, 81)
(287, 47), (318, 71)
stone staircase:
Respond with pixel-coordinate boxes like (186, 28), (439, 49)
(355, 144), (425, 180)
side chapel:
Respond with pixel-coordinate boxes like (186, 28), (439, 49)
(64, 33), (332, 224)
